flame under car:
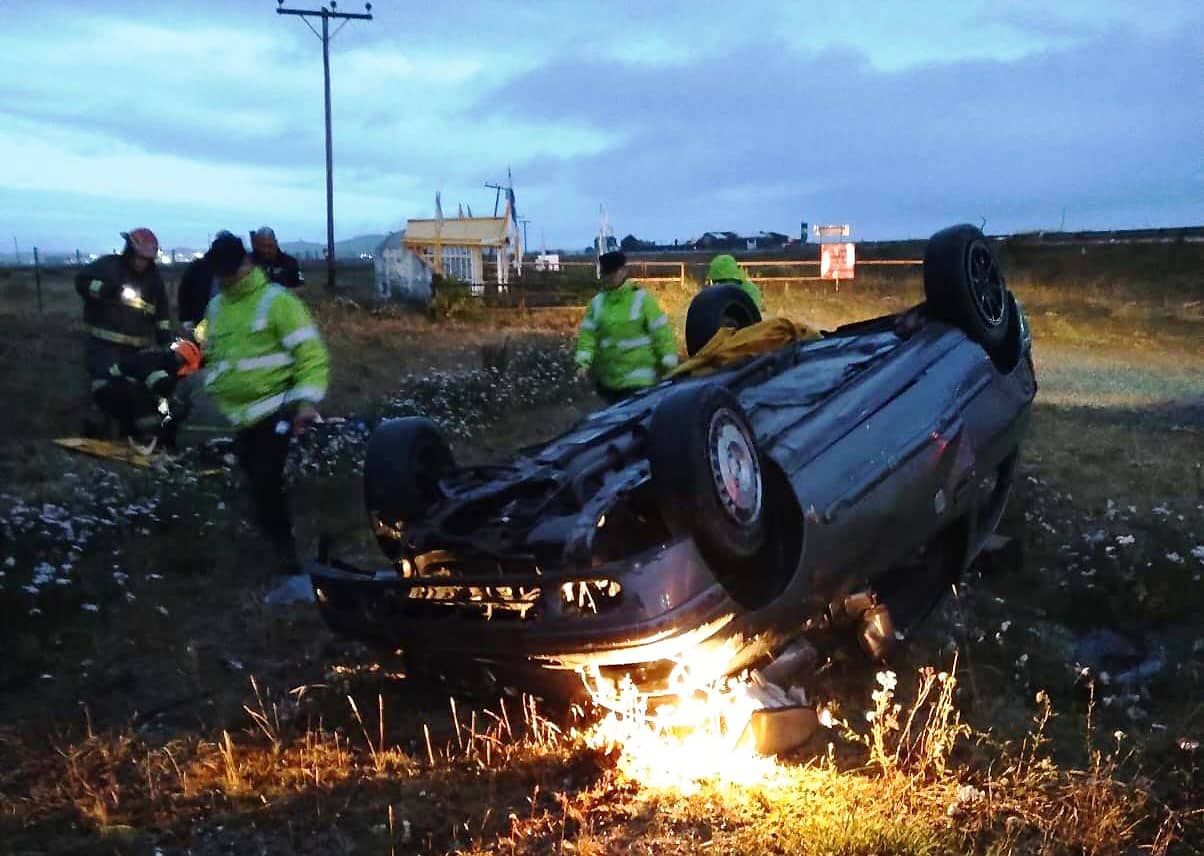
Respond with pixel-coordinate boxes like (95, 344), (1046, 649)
(310, 224), (1036, 699)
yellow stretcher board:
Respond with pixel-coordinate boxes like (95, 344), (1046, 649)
(53, 437), (223, 476)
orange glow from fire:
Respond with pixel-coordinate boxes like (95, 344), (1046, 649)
(578, 643), (785, 793)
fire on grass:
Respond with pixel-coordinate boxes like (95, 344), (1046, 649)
(573, 640), (813, 793)
(564, 656), (1179, 854)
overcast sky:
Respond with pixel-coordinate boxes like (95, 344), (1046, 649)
(1, 0), (1199, 253)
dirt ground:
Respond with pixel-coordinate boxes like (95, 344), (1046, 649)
(0, 257), (1202, 854)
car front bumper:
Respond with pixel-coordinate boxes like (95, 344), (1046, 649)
(309, 537), (750, 692)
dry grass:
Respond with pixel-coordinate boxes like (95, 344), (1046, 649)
(1, 663), (1184, 854)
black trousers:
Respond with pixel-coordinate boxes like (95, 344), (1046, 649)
(87, 343), (146, 436)
(87, 342), (182, 439)
(93, 380), (158, 436)
(235, 413), (294, 549)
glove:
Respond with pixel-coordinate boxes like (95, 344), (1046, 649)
(292, 403), (322, 436)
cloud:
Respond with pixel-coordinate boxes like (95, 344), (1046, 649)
(483, 21), (1201, 242)
(0, 2), (1199, 250)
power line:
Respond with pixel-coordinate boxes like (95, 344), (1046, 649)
(276, 1), (373, 293)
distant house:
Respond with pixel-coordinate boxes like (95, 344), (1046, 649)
(691, 231), (739, 251)
(593, 234), (619, 254)
(620, 234), (658, 252)
(690, 231), (791, 251)
(374, 230), (433, 304)
(403, 211), (521, 288)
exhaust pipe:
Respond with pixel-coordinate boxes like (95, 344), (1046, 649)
(857, 604), (896, 661)
(834, 590), (898, 661)
(760, 637), (819, 686)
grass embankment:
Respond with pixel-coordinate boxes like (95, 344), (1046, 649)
(0, 247), (1201, 853)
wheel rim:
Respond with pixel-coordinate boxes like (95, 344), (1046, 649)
(707, 409), (762, 525)
(965, 240), (1006, 327)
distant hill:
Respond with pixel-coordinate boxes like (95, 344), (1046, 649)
(281, 234), (386, 260)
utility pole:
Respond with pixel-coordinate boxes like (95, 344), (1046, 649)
(276, 0), (373, 294)
(484, 182), (505, 217)
(517, 217), (530, 257)
(33, 247), (43, 312)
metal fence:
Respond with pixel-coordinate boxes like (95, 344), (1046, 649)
(469, 256), (926, 311)
(497, 257), (923, 288)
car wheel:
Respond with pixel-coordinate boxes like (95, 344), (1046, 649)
(684, 284), (762, 357)
(364, 417), (454, 559)
(923, 224), (1010, 355)
(649, 383), (767, 563)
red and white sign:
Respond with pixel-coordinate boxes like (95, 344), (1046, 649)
(820, 242), (856, 280)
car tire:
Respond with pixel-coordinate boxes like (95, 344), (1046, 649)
(364, 417), (454, 558)
(684, 284), (762, 357)
(923, 224), (1010, 355)
(649, 383), (767, 564)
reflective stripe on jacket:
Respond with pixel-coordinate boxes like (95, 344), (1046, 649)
(202, 266), (329, 427)
(75, 254), (172, 348)
(99, 345), (183, 397)
(574, 280), (678, 391)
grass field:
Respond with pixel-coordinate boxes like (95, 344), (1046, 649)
(0, 246), (1201, 854)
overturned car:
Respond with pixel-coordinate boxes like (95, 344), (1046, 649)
(310, 225), (1036, 699)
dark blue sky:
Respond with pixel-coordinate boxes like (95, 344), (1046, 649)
(1, 0), (1199, 252)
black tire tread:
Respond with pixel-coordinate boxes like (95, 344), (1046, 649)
(364, 417), (454, 526)
(923, 224), (1010, 354)
(684, 284), (762, 357)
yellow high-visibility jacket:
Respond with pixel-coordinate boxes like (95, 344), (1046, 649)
(202, 267), (329, 428)
(575, 280), (678, 391)
(706, 254), (765, 312)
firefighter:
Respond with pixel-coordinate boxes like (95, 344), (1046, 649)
(75, 228), (174, 439)
(202, 232), (329, 576)
(97, 339), (204, 454)
(705, 254), (765, 312)
(575, 251), (678, 404)
(250, 226), (304, 290)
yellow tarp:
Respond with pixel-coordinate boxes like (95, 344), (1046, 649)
(669, 317), (821, 379)
(53, 437), (222, 476)
(54, 437), (156, 468)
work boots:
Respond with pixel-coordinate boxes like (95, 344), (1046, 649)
(158, 394), (191, 451)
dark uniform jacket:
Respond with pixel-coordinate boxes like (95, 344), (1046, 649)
(110, 344), (185, 398)
(75, 254), (172, 356)
(251, 249), (304, 290)
(177, 256), (215, 327)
